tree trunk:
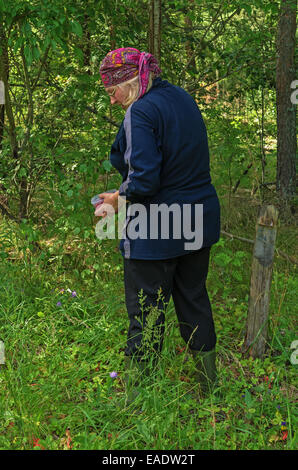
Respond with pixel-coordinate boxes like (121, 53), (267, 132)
(110, 22), (116, 51)
(148, 0), (162, 64)
(0, 23), (18, 161)
(83, 14), (91, 74)
(0, 25), (6, 131)
(184, 0), (196, 73)
(0, 85), (4, 150)
(276, 0), (297, 201)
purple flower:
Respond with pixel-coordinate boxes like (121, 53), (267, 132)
(56, 301), (62, 307)
(109, 371), (118, 379)
(281, 421), (286, 426)
(71, 291), (77, 297)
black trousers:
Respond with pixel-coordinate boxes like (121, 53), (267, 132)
(123, 247), (216, 360)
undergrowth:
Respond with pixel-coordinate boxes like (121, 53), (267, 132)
(0, 191), (297, 451)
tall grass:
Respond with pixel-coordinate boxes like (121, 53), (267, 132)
(0, 191), (297, 450)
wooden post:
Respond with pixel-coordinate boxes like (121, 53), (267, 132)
(244, 205), (279, 358)
(0, 340), (5, 368)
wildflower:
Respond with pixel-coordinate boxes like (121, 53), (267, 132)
(264, 375), (273, 388)
(60, 289), (65, 294)
(33, 437), (45, 450)
(66, 429), (73, 449)
(33, 437), (40, 447)
(60, 429), (73, 450)
(109, 371), (118, 378)
(179, 375), (190, 382)
(71, 291), (77, 297)
(282, 431), (288, 441)
(56, 301), (62, 307)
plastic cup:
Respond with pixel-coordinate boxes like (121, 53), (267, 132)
(91, 195), (104, 208)
(91, 189), (117, 209)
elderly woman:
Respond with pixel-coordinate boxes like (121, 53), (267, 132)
(97, 47), (220, 400)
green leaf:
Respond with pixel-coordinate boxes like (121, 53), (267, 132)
(24, 45), (33, 65)
(244, 390), (253, 407)
(32, 46), (40, 61)
(19, 167), (27, 177)
(79, 164), (87, 173)
(241, 3), (252, 15)
(73, 47), (84, 62)
(12, 36), (23, 53)
(102, 160), (112, 172)
(42, 36), (51, 51)
(71, 21), (83, 37)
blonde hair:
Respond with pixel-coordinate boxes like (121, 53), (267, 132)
(107, 72), (155, 109)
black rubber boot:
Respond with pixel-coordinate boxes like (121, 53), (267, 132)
(190, 348), (217, 397)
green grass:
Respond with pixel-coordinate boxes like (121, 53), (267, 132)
(0, 190), (297, 451)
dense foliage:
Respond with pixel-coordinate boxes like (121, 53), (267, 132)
(0, 0), (296, 451)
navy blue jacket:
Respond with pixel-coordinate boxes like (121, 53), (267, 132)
(110, 77), (220, 259)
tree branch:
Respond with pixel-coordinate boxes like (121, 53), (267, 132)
(0, 200), (19, 222)
(187, 56), (275, 94)
(19, 45), (34, 152)
(220, 231), (297, 264)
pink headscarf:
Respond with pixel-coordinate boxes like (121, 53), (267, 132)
(99, 47), (161, 99)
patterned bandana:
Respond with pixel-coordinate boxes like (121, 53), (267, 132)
(99, 47), (161, 99)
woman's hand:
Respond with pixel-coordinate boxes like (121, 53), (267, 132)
(94, 190), (119, 218)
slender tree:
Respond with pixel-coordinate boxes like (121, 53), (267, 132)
(0, 83), (4, 150)
(184, 0), (196, 74)
(148, 0), (162, 64)
(276, 0), (297, 201)
(0, 22), (18, 161)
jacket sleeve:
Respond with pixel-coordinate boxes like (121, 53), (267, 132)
(118, 102), (162, 203)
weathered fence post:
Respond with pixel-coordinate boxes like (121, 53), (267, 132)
(0, 340), (5, 368)
(244, 205), (279, 358)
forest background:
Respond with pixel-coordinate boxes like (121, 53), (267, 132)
(0, 0), (297, 451)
